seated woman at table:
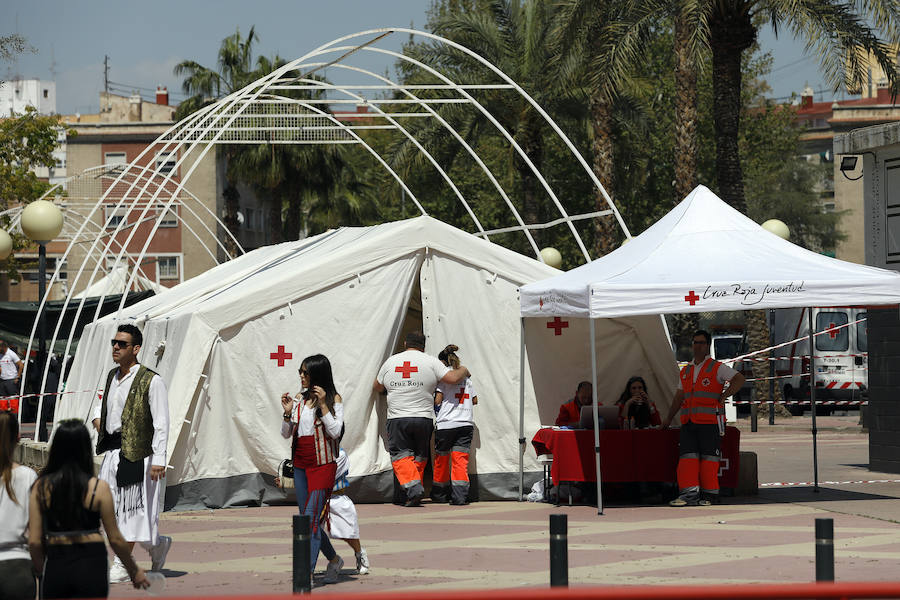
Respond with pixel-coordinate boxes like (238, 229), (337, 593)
(554, 381), (593, 427)
(616, 376), (661, 430)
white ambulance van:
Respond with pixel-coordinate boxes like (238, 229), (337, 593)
(773, 307), (867, 414)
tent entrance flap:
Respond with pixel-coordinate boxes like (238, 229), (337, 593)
(394, 267), (424, 354)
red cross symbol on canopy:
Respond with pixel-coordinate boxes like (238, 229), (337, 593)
(827, 323), (839, 339)
(269, 345), (292, 367)
(455, 387), (469, 404)
(547, 317), (569, 336)
(395, 361), (418, 379)
(684, 290), (700, 306)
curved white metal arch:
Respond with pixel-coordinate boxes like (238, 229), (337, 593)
(11, 164), (247, 429)
(289, 75), (491, 242)
(21, 27), (635, 437)
(290, 62), (540, 254)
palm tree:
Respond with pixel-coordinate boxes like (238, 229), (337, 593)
(554, 0), (658, 255)
(399, 0), (590, 250)
(174, 29), (375, 245)
(700, 0), (900, 407)
(173, 26), (260, 254)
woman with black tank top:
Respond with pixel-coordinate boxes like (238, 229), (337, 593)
(28, 419), (149, 598)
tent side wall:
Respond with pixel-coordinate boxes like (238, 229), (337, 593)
(163, 254), (424, 509)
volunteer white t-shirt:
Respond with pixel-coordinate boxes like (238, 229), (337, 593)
(0, 464), (38, 561)
(435, 377), (477, 430)
(378, 349), (450, 419)
(0, 349), (21, 380)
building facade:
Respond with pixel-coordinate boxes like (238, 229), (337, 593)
(834, 123), (900, 474)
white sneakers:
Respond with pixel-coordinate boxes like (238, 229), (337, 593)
(150, 535), (172, 572)
(110, 535), (172, 585)
(322, 556), (344, 584)
(108, 557), (130, 584)
(355, 549), (370, 575)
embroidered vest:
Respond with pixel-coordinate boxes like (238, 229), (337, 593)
(679, 359), (726, 425)
(96, 365), (157, 462)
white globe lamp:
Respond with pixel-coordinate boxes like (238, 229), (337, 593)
(761, 219), (790, 241)
(540, 247), (562, 269)
(21, 200), (64, 243)
(0, 229), (11, 260)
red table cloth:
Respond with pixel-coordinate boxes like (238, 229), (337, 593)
(532, 426), (740, 488)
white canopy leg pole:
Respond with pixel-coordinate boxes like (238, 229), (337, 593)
(519, 317), (526, 500)
(589, 318), (603, 515)
(808, 307), (820, 493)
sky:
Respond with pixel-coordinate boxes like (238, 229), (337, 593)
(3, 1), (850, 116)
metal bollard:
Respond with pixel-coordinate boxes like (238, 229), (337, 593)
(293, 514), (311, 593)
(815, 518), (834, 582)
(549, 514), (568, 587)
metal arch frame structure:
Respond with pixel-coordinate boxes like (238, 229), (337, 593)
(19, 27), (633, 440)
(10, 164), (244, 431)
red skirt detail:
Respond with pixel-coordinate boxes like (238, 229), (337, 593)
(294, 435), (337, 491)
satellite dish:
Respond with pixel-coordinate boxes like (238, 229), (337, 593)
(236, 211), (245, 225)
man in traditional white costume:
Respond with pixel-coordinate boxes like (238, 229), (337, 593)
(92, 324), (171, 583)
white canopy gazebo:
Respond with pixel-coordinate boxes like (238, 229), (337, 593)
(519, 185), (900, 513)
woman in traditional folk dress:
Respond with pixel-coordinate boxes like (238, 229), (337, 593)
(28, 419), (148, 598)
(280, 354), (344, 584)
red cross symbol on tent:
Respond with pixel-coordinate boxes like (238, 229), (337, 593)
(827, 323), (839, 339)
(455, 387), (469, 404)
(547, 317), (569, 336)
(395, 361), (418, 379)
(684, 290), (700, 306)
(270, 345), (292, 367)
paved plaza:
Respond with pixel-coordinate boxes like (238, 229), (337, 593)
(84, 415), (900, 596)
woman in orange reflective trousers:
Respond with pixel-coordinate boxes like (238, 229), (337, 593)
(431, 345), (477, 505)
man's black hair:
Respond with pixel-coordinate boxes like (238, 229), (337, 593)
(117, 324), (143, 347)
(405, 331), (426, 350)
(576, 381), (592, 392)
(693, 329), (711, 345)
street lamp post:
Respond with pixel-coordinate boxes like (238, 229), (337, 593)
(20, 200), (64, 441)
(761, 219), (790, 426)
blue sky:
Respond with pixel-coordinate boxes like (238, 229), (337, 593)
(4, 1), (846, 115)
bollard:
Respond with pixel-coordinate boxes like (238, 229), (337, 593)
(549, 514), (568, 587)
(815, 518), (834, 582)
(293, 514), (311, 594)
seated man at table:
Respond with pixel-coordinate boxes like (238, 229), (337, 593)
(554, 381), (594, 427)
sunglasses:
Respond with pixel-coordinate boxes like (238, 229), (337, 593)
(298, 368), (308, 376)
(110, 339), (133, 349)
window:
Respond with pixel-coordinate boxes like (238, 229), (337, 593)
(245, 208), (254, 230)
(856, 312), (868, 352)
(158, 205), (178, 227)
(18, 256), (67, 281)
(822, 202), (836, 213)
(104, 152), (127, 166)
(155, 152), (177, 176)
(816, 311), (849, 352)
(104, 205), (128, 229)
(158, 256), (178, 280)
(43, 89), (48, 99)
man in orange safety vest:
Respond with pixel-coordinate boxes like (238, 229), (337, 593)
(662, 330), (745, 506)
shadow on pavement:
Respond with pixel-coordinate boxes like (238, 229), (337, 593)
(734, 487), (900, 504)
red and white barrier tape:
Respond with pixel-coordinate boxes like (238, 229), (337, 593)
(761, 479), (900, 487)
(0, 389), (100, 400)
(722, 317), (867, 365)
(731, 399), (867, 405)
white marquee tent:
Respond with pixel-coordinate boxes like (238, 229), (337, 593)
(56, 216), (678, 509)
(73, 265), (162, 299)
(520, 185), (900, 511)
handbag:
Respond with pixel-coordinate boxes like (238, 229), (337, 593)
(278, 459), (294, 490)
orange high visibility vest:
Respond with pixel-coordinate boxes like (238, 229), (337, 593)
(679, 358), (726, 425)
